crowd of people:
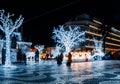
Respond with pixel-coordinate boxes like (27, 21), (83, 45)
(1, 41), (120, 67)
(55, 52), (73, 66)
(1, 43), (88, 66)
(16, 44), (40, 64)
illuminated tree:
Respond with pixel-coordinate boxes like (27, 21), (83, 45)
(35, 45), (44, 55)
(35, 45), (44, 52)
(52, 25), (85, 54)
(51, 44), (63, 57)
(0, 9), (24, 66)
(93, 37), (104, 60)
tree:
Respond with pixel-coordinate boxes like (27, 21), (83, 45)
(51, 44), (63, 57)
(0, 9), (24, 66)
(93, 37), (104, 60)
(35, 45), (44, 53)
(52, 25), (85, 54)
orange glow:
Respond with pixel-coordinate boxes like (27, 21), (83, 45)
(89, 25), (101, 30)
(64, 51), (93, 62)
(106, 37), (120, 42)
(85, 46), (120, 51)
(86, 31), (120, 43)
(110, 32), (120, 38)
(85, 46), (95, 48)
(30, 48), (36, 52)
(93, 19), (102, 25)
(85, 31), (102, 37)
(86, 38), (120, 47)
(70, 51), (92, 60)
(105, 42), (120, 46)
(105, 48), (120, 51)
(86, 38), (102, 43)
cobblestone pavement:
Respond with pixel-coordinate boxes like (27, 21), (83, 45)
(0, 60), (120, 84)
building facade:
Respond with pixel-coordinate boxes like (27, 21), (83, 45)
(64, 14), (120, 55)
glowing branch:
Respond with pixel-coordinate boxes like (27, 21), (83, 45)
(0, 9), (24, 66)
(52, 25), (85, 54)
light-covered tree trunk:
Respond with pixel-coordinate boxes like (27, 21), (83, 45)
(93, 37), (104, 60)
(5, 34), (11, 66)
(0, 9), (24, 66)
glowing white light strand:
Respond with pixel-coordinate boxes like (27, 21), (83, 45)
(12, 32), (22, 41)
(92, 37), (105, 60)
(0, 9), (24, 66)
(52, 25), (85, 54)
(35, 45), (44, 52)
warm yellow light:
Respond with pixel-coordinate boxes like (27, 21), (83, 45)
(93, 19), (102, 25)
(106, 37), (120, 42)
(85, 31), (102, 37)
(85, 46), (95, 48)
(105, 42), (120, 46)
(89, 25), (101, 30)
(105, 48), (120, 51)
(86, 38), (120, 47)
(71, 51), (92, 60)
(110, 32), (120, 38)
(85, 46), (120, 51)
(86, 38), (102, 43)
(86, 31), (120, 43)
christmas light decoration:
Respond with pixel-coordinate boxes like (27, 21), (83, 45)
(0, 9), (24, 66)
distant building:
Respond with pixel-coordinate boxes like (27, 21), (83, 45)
(64, 13), (120, 54)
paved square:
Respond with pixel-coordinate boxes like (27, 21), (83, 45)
(0, 60), (120, 84)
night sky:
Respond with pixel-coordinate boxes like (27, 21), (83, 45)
(0, 0), (120, 47)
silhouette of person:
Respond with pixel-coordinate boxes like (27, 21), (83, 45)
(85, 54), (88, 62)
(2, 47), (6, 65)
(56, 54), (62, 65)
(66, 52), (72, 66)
(46, 53), (49, 60)
(60, 53), (63, 63)
(17, 48), (22, 63)
(35, 49), (39, 62)
(22, 53), (27, 65)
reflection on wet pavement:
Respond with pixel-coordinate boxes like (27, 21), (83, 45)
(0, 60), (119, 84)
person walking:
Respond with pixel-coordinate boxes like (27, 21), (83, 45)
(56, 54), (62, 65)
(35, 49), (39, 62)
(17, 48), (22, 63)
(56, 53), (64, 65)
(45, 53), (49, 60)
(85, 54), (88, 62)
(66, 52), (72, 66)
(22, 53), (27, 65)
(60, 53), (63, 62)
